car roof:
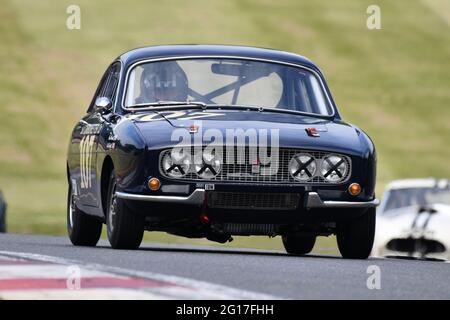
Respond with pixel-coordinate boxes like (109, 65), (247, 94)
(386, 178), (450, 190)
(117, 44), (321, 72)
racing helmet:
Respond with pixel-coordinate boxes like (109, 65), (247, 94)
(139, 61), (189, 103)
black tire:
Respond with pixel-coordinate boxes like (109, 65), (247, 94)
(67, 184), (102, 246)
(0, 191), (6, 233)
(336, 208), (376, 259)
(282, 233), (316, 255)
(106, 170), (144, 249)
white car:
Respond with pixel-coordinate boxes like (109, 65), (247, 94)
(372, 178), (450, 260)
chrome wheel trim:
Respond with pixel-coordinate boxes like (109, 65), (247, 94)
(108, 193), (117, 233)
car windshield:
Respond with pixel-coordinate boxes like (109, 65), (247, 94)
(124, 58), (333, 116)
(382, 187), (450, 213)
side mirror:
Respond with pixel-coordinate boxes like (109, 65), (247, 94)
(95, 97), (112, 113)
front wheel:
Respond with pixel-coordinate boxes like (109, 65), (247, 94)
(106, 170), (144, 249)
(282, 233), (316, 255)
(336, 208), (376, 259)
(67, 184), (102, 246)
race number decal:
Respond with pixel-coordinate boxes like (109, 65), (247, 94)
(80, 135), (96, 189)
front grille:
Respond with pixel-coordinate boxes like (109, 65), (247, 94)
(386, 238), (446, 254)
(159, 147), (351, 185)
(207, 192), (299, 210)
(221, 223), (276, 235)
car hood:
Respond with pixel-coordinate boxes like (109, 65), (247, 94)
(126, 109), (364, 155)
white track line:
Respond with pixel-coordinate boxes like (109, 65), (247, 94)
(0, 264), (112, 279)
(0, 251), (279, 300)
(0, 289), (170, 300)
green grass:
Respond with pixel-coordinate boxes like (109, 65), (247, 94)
(0, 0), (449, 253)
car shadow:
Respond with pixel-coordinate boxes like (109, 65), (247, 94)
(94, 243), (345, 260)
(384, 255), (447, 262)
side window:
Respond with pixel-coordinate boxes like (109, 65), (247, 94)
(87, 62), (121, 113)
(100, 63), (120, 102)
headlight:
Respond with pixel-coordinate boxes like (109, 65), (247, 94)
(162, 150), (191, 178)
(289, 153), (316, 181)
(321, 155), (348, 182)
(194, 149), (222, 179)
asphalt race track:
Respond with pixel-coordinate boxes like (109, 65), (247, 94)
(0, 233), (449, 299)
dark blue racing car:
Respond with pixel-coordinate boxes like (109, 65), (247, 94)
(66, 45), (379, 258)
(0, 190), (6, 233)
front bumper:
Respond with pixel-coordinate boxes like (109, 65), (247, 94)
(116, 189), (379, 209)
(115, 189), (206, 206)
(305, 192), (379, 208)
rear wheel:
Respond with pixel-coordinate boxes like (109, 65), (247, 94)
(336, 208), (376, 259)
(67, 184), (102, 246)
(106, 170), (144, 249)
(282, 233), (316, 255)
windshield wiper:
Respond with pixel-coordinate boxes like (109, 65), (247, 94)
(126, 100), (208, 110)
(211, 104), (264, 111)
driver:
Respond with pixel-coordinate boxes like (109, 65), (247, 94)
(136, 61), (189, 104)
